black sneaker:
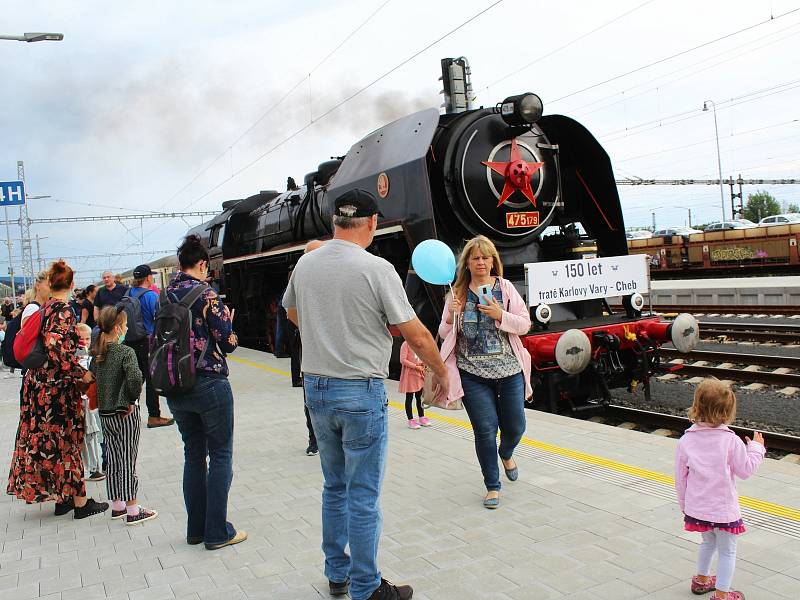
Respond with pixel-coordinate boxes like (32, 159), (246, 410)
(88, 471), (106, 482)
(111, 509), (127, 520)
(306, 442), (318, 456)
(187, 536), (204, 545)
(367, 578), (413, 600)
(54, 499), (74, 516)
(329, 578), (350, 596)
(74, 498), (109, 519)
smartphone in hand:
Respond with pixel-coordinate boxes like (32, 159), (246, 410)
(477, 284), (493, 306)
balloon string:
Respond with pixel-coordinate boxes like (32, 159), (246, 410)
(448, 282), (455, 329)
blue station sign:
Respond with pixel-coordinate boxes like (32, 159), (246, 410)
(0, 181), (26, 206)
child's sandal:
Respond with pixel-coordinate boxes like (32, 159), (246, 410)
(691, 575), (716, 594)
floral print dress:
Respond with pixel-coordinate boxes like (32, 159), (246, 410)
(7, 299), (88, 503)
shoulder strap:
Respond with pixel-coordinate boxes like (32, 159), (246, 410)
(133, 287), (149, 300)
(123, 288), (132, 298)
(180, 283), (209, 309)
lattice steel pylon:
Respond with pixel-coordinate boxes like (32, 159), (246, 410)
(17, 161), (34, 291)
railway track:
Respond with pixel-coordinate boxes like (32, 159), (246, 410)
(659, 349), (800, 387)
(618, 304), (800, 316)
(697, 321), (800, 344)
(606, 405), (800, 455)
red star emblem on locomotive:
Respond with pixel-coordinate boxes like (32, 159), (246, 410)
(482, 138), (545, 208)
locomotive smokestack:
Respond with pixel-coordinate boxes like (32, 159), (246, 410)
(440, 57), (475, 114)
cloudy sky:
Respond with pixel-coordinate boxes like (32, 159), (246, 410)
(3, 0), (799, 284)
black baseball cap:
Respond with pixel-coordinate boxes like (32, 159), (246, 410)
(133, 264), (153, 278)
(334, 189), (382, 218)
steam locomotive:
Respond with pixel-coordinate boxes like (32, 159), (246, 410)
(178, 69), (698, 412)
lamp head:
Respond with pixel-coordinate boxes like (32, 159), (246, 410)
(499, 93), (543, 127)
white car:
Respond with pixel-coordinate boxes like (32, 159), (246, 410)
(626, 230), (653, 240)
(758, 214), (800, 226)
(653, 226), (702, 238)
(705, 220), (756, 231)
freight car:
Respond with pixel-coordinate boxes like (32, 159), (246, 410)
(628, 224), (800, 278)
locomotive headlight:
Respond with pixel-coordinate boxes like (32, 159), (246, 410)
(499, 93), (544, 126)
(535, 303), (552, 324)
(631, 293), (645, 312)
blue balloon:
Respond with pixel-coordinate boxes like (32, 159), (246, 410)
(412, 239), (456, 285)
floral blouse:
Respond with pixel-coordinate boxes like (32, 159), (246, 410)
(166, 272), (238, 377)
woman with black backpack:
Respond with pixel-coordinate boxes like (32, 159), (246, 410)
(161, 235), (243, 550)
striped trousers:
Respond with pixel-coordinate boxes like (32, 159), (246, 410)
(100, 406), (141, 501)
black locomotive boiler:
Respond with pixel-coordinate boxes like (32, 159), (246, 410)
(190, 91), (697, 412)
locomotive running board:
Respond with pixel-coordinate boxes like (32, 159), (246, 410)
(223, 224), (404, 265)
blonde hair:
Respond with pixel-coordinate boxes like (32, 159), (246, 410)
(688, 378), (737, 426)
(451, 235), (504, 303)
(75, 323), (92, 337)
(91, 306), (127, 364)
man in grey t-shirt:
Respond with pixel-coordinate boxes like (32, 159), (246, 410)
(283, 189), (447, 600)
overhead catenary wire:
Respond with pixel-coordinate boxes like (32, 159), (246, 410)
(480, 0), (659, 94)
(599, 78), (800, 142)
(571, 21), (800, 117)
(153, 0), (394, 214)
(614, 119), (800, 164)
(167, 0), (506, 217)
(548, 6), (800, 105)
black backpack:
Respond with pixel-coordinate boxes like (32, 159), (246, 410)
(2, 311), (23, 369)
(2, 302), (39, 369)
(115, 288), (150, 342)
(148, 284), (209, 396)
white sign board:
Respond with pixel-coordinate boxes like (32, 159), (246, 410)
(525, 254), (649, 306)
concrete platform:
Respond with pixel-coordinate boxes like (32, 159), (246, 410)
(1, 348), (799, 600)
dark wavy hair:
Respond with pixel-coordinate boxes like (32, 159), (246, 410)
(177, 234), (209, 270)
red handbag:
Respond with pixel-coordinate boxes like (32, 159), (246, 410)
(86, 381), (98, 411)
(13, 309), (47, 369)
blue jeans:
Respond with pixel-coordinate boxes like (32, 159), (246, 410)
(459, 370), (526, 492)
(167, 376), (236, 546)
(304, 375), (388, 600)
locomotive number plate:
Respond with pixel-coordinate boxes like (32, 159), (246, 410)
(506, 211), (539, 228)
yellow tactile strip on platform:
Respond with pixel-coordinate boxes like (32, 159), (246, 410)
(229, 355), (800, 535)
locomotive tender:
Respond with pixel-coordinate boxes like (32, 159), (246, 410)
(187, 63), (698, 412)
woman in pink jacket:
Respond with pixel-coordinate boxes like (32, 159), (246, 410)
(675, 379), (765, 600)
(438, 236), (532, 509)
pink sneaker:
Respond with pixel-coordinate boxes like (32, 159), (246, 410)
(691, 575), (716, 595)
(712, 592), (744, 600)
(418, 417), (431, 427)
(407, 419), (421, 429)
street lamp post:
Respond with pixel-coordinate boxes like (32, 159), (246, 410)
(0, 32), (64, 42)
(703, 100), (726, 222)
(675, 206), (692, 228)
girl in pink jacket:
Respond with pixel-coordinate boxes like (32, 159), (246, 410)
(675, 379), (765, 600)
(398, 341), (428, 429)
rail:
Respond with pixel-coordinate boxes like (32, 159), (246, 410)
(660, 349), (800, 369)
(606, 406), (800, 454)
(611, 304), (799, 316)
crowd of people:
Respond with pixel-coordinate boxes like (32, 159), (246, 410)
(2, 188), (767, 600)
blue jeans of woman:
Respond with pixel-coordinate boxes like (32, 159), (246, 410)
(304, 375), (388, 600)
(459, 370), (526, 492)
(167, 376), (236, 546)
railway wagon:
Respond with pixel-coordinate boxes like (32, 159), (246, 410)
(628, 224), (800, 277)
(188, 90), (697, 412)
